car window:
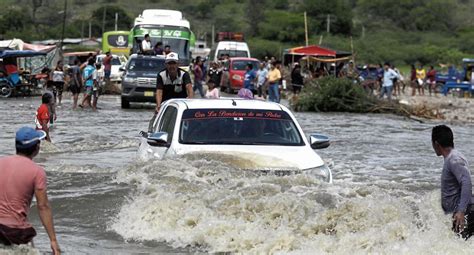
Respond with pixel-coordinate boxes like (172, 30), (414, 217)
(180, 109), (304, 146)
(157, 106), (178, 143)
(232, 60), (259, 71)
(217, 50), (248, 58)
(127, 58), (165, 72)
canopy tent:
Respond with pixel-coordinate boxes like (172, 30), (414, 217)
(285, 45), (337, 57)
(0, 39), (56, 52)
(0, 50), (47, 58)
(300, 55), (351, 63)
(283, 45), (352, 66)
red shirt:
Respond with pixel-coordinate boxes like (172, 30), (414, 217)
(0, 155), (47, 229)
(427, 69), (437, 82)
(35, 104), (49, 130)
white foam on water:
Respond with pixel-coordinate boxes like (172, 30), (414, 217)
(0, 245), (39, 255)
(39, 137), (138, 154)
(109, 157), (474, 254)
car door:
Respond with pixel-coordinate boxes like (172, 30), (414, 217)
(153, 105), (179, 158)
(139, 104), (179, 160)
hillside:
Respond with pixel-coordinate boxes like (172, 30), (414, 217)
(1, 0), (474, 65)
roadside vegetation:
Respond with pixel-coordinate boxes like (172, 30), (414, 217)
(1, 0), (473, 66)
(292, 77), (443, 120)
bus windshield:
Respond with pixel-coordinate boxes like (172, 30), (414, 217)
(131, 25), (191, 65)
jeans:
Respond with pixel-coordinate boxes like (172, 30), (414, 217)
(268, 83), (279, 103)
(380, 85), (393, 100)
(193, 81), (205, 97)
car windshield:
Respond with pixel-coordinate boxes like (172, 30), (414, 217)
(217, 50), (248, 58)
(232, 60), (259, 71)
(127, 58), (165, 72)
(180, 109), (304, 146)
(97, 56), (122, 66)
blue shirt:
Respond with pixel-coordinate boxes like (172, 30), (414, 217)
(83, 65), (95, 87)
(244, 70), (256, 90)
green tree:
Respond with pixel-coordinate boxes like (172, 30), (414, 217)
(245, 0), (266, 36)
(92, 5), (131, 36)
(303, 0), (352, 35)
(0, 7), (32, 34)
(356, 0), (456, 31)
(259, 10), (305, 42)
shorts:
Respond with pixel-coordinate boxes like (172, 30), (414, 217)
(292, 84), (303, 94)
(93, 86), (102, 98)
(104, 70), (111, 79)
(70, 84), (81, 94)
(85, 86), (93, 96)
(53, 81), (64, 96)
(0, 224), (36, 245)
(453, 205), (474, 240)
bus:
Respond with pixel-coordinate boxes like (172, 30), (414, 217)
(102, 31), (130, 56)
(129, 9), (194, 69)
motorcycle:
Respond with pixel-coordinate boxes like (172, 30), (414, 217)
(0, 50), (47, 98)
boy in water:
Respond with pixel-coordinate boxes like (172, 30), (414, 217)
(432, 125), (474, 240)
(35, 93), (53, 142)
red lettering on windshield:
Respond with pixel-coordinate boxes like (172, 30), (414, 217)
(194, 112), (205, 118)
(265, 112), (282, 118)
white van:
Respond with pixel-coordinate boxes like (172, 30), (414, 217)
(213, 41), (250, 61)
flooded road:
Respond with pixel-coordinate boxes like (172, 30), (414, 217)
(1, 95), (473, 254)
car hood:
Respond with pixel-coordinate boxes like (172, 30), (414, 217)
(161, 145), (324, 170)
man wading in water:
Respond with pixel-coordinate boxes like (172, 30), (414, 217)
(0, 127), (60, 253)
(432, 125), (474, 240)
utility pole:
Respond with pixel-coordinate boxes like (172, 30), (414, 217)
(89, 21), (92, 39)
(102, 6), (107, 35)
(60, 0), (67, 54)
(304, 11), (308, 46)
(115, 12), (118, 31)
(211, 25), (215, 47)
(81, 20), (84, 44)
(326, 14), (330, 33)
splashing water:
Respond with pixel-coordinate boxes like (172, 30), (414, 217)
(110, 157), (474, 254)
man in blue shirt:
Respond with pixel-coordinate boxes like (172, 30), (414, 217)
(80, 58), (96, 108)
(243, 63), (256, 93)
(380, 62), (398, 100)
(432, 125), (474, 240)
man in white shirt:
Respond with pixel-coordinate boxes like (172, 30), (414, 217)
(141, 34), (152, 55)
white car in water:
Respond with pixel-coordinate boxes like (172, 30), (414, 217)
(138, 99), (333, 182)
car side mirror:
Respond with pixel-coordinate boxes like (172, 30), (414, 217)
(310, 134), (330, 149)
(119, 67), (126, 72)
(146, 132), (169, 147)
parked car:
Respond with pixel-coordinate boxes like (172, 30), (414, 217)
(220, 57), (260, 93)
(96, 54), (127, 82)
(138, 98), (333, 183)
(120, 54), (165, 108)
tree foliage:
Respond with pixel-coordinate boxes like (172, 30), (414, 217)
(91, 5), (132, 33)
(356, 0), (456, 31)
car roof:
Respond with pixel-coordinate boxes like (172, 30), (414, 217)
(129, 54), (166, 59)
(168, 98), (285, 111)
(230, 57), (260, 62)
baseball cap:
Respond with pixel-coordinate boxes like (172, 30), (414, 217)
(165, 52), (179, 63)
(15, 126), (46, 149)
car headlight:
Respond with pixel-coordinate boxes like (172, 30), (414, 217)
(303, 165), (332, 183)
(123, 76), (136, 83)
